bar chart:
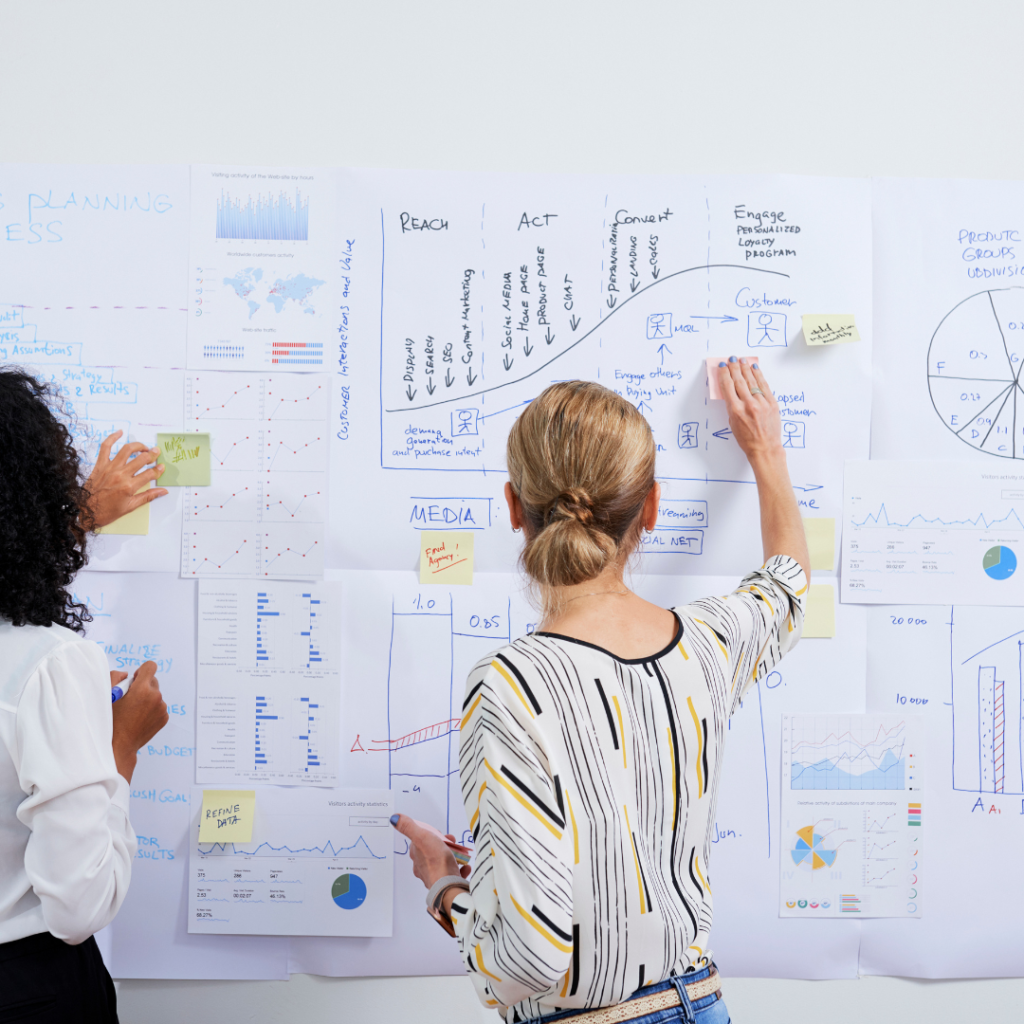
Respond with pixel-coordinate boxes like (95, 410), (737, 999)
(196, 580), (341, 786)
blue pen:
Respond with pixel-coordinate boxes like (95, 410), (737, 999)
(111, 677), (133, 703)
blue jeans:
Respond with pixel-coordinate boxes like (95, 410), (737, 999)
(526, 965), (730, 1024)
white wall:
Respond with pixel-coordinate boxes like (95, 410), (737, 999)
(5, 1), (1023, 1018)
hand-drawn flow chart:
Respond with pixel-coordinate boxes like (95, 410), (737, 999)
(336, 173), (873, 576)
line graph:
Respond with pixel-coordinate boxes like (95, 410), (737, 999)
(260, 537), (322, 577)
(184, 531), (255, 576)
(852, 503), (1024, 531)
(260, 472), (325, 524)
(791, 717), (908, 790)
(190, 381), (258, 420)
(264, 430), (324, 472)
(182, 373), (328, 579)
(264, 381), (327, 420)
(189, 483), (254, 522)
(209, 437), (258, 469)
(198, 835), (385, 860)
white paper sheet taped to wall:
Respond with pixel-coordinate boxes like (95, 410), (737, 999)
(5, 164), (1024, 984)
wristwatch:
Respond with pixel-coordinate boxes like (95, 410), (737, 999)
(425, 875), (470, 936)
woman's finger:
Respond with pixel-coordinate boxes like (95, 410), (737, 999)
(717, 360), (740, 408)
(95, 431), (122, 464)
(737, 358), (761, 399)
(727, 356), (752, 399)
(128, 465), (167, 488)
(113, 441), (154, 468)
(125, 487), (169, 512)
(749, 361), (776, 404)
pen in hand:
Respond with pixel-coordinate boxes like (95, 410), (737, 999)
(110, 670), (132, 704)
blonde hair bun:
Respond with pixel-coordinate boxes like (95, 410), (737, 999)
(506, 381), (656, 599)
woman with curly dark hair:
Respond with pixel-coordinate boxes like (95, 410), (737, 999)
(0, 367), (169, 1023)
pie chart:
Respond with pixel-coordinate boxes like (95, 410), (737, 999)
(927, 287), (1024, 459)
(331, 873), (367, 910)
(791, 826), (838, 870)
(983, 545), (1017, 581)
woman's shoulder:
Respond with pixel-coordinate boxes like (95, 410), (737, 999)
(0, 619), (100, 707)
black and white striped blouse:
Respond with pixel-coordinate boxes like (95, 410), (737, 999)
(451, 556), (807, 1021)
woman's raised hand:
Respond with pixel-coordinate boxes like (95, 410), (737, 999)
(84, 430), (169, 529)
(716, 357), (784, 463)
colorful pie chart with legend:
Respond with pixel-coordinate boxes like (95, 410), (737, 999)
(331, 873), (367, 910)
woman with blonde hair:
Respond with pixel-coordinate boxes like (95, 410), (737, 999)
(394, 357), (809, 1023)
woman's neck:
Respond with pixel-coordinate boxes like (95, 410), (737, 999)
(537, 567), (678, 660)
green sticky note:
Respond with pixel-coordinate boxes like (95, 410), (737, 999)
(156, 433), (211, 486)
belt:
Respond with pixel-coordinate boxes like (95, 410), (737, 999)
(552, 969), (721, 1024)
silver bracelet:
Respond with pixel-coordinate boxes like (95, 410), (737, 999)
(426, 874), (469, 912)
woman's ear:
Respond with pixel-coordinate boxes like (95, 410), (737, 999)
(504, 481), (524, 532)
(642, 482), (661, 532)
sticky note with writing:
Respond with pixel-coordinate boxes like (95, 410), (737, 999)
(802, 584), (836, 639)
(198, 790), (255, 843)
(419, 531), (474, 585)
(96, 484), (151, 536)
(156, 432), (211, 486)
(802, 314), (860, 346)
(803, 517), (836, 571)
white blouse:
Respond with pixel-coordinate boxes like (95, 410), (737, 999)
(452, 556), (806, 1021)
(0, 619), (136, 945)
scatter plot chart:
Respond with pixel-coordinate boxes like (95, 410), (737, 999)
(188, 786), (393, 936)
(781, 714), (924, 918)
(196, 580), (340, 786)
(181, 372), (328, 579)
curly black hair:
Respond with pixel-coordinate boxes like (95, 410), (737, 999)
(0, 368), (92, 632)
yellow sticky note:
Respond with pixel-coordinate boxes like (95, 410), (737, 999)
(803, 517), (836, 571)
(157, 432), (211, 486)
(803, 584), (836, 638)
(198, 790), (255, 843)
(96, 484), (151, 536)
(419, 531), (474, 585)
(802, 314), (860, 346)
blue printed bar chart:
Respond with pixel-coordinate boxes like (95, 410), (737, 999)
(196, 580), (341, 786)
(216, 187), (310, 242)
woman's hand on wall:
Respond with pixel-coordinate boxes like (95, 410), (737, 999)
(84, 430), (168, 529)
